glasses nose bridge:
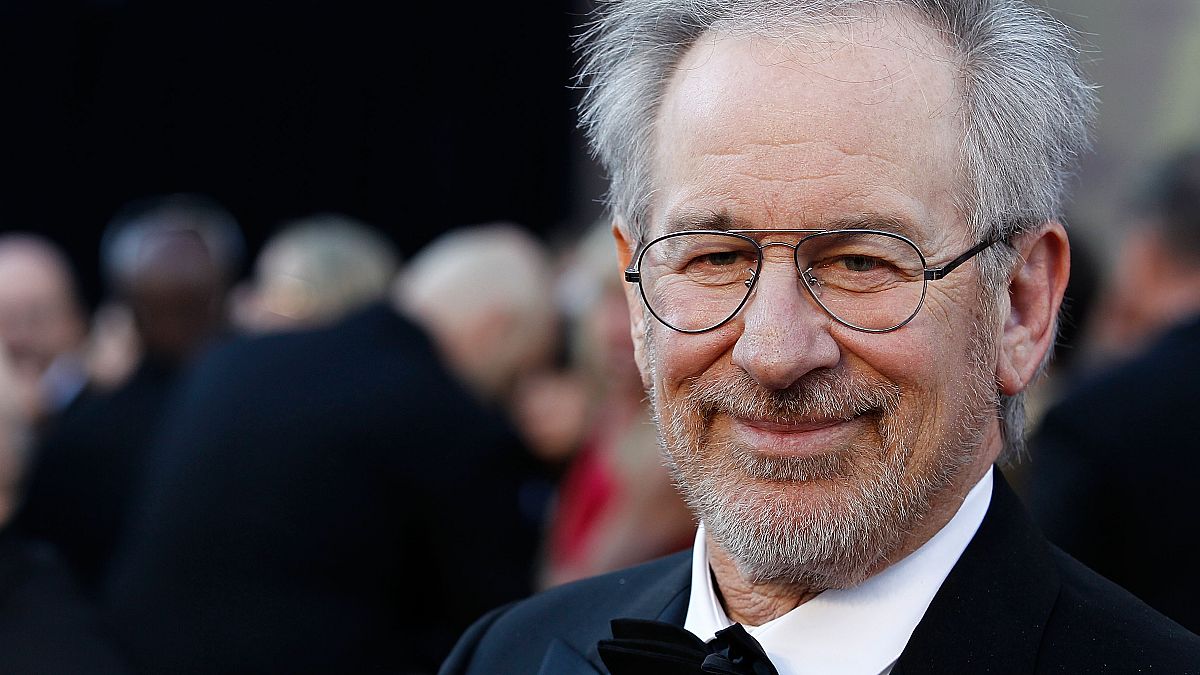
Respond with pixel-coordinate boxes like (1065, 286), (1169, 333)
(753, 239), (805, 278)
(744, 238), (820, 312)
(758, 239), (798, 252)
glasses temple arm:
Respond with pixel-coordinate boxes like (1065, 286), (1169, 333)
(924, 239), (998, 280)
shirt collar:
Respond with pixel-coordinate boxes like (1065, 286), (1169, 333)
(684, 468), (994, 675)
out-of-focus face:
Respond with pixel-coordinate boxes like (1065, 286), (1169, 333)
(0, 348), (28, 525)
(0, 244), (85, 395)
(620, 14), (1007, 588)
(124, 231), (225, 366)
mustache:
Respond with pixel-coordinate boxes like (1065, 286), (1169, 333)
(685, 368), (902, 424)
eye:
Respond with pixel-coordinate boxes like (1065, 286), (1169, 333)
(696, 251), (743, 267)
(838, 255), (881, 272)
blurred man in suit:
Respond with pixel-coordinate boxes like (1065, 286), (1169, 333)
(443, 1), (1200, 673)
(104, 226), (540, 674)
(13, 194), (244, 593)
(1027, 146), (1200, 631)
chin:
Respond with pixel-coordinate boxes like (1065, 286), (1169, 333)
(670, 439), (923, 587)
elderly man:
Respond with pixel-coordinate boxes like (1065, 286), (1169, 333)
(442, 1), (1200, 673)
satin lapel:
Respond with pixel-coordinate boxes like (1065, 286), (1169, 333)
(893, 471), (1060, 675)
(575, 553), (693, 673)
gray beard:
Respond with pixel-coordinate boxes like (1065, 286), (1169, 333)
(650, 356), (990, 590)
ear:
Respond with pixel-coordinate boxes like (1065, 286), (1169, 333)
(996, 222), (1070, 396)
(613, 220), (652, 388)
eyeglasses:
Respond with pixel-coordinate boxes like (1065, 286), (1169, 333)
(624, 229), (997, 334)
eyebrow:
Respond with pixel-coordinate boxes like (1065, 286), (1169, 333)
(662, 210), (737, 234)
(820, 214), (912, 235)
(660, 210), (917, 237)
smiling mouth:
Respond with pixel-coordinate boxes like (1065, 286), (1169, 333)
(739, 416), (850, 433)
(728, 414), (864, 458)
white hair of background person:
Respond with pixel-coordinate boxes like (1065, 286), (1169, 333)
(398, 222), (558, 403)
(236, 214), (400, 331)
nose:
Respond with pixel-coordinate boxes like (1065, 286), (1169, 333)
(731, 258), (841, 390)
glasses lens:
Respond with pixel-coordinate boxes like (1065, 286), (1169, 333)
(638, 232), (759, 332)
(796, 231), (926, 331)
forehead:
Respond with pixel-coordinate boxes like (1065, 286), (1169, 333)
(0, 250), (73, 306)
(651, 10), (965, 243)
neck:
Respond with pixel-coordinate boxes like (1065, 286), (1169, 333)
(707, 544), (819, 626)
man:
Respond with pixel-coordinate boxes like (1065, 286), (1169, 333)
(443, 1), (1200, 673)
(102, 229), (540, 674)
(0, 234), (88, 426)
(1026, 146), (1200, 632)
(13, 194), (244, 593)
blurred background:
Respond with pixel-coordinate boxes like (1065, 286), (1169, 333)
(1, 1), (1199, 673)
(0, 0), (597, 306)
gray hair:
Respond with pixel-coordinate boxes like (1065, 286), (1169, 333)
(251, 214), (399, 327)
(576, 0), (1097, 461)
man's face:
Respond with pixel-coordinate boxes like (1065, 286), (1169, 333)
(0, 248), (84, 385)
(627, 15), (1007, 588)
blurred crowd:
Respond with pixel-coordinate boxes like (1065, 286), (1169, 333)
(0, 142), (1198, 673)
(0, 194), (694, 674)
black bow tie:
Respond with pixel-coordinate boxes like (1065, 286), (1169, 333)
(597, 619), (779, 675)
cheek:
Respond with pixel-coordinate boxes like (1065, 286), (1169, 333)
(853, 316), (994, 453)
(651, 324), (739, 395)
(842, 327), (954, 425)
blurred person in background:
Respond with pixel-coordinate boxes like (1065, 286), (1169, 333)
(232, 214), (399, 333)
(398, 222), (563, 551)
(10, 194), (244, 593)
(0, 348), (131, 675)
(0, 233), (89, 428)
(99, 193), (244, 368)
(0, 348), (30, 524)
(536, 222), (693, 588)
(1026, 145), (1200, 632)
(398, 223), (560, 407)
(103, 221), (541, 674)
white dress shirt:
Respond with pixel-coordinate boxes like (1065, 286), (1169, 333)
(684, 469), (993, 675)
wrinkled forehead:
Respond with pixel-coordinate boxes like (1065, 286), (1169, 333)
(666, 6), (962, 132)
(648, 7), (965, 240)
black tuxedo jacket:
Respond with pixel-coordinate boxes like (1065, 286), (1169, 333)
(442, 473), (1200, 674)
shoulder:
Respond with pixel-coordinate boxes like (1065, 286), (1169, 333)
(1040, 547), (1200, 672)
(1044, 317), (1200, 430)
(176, 304), (443, 408)
(442, 551), (692, 674)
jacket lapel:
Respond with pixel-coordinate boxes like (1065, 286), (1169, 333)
(537, 638), (603, 675)
(546, 552), (693, 674)
(893, 471), (1060, 674)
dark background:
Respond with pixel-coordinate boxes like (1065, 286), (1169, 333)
(0, 0), (597, 308)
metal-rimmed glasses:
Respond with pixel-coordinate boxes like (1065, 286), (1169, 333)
(624, 229), (997, 334)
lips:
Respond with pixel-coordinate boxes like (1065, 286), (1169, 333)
(727, 413), (861, 458)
